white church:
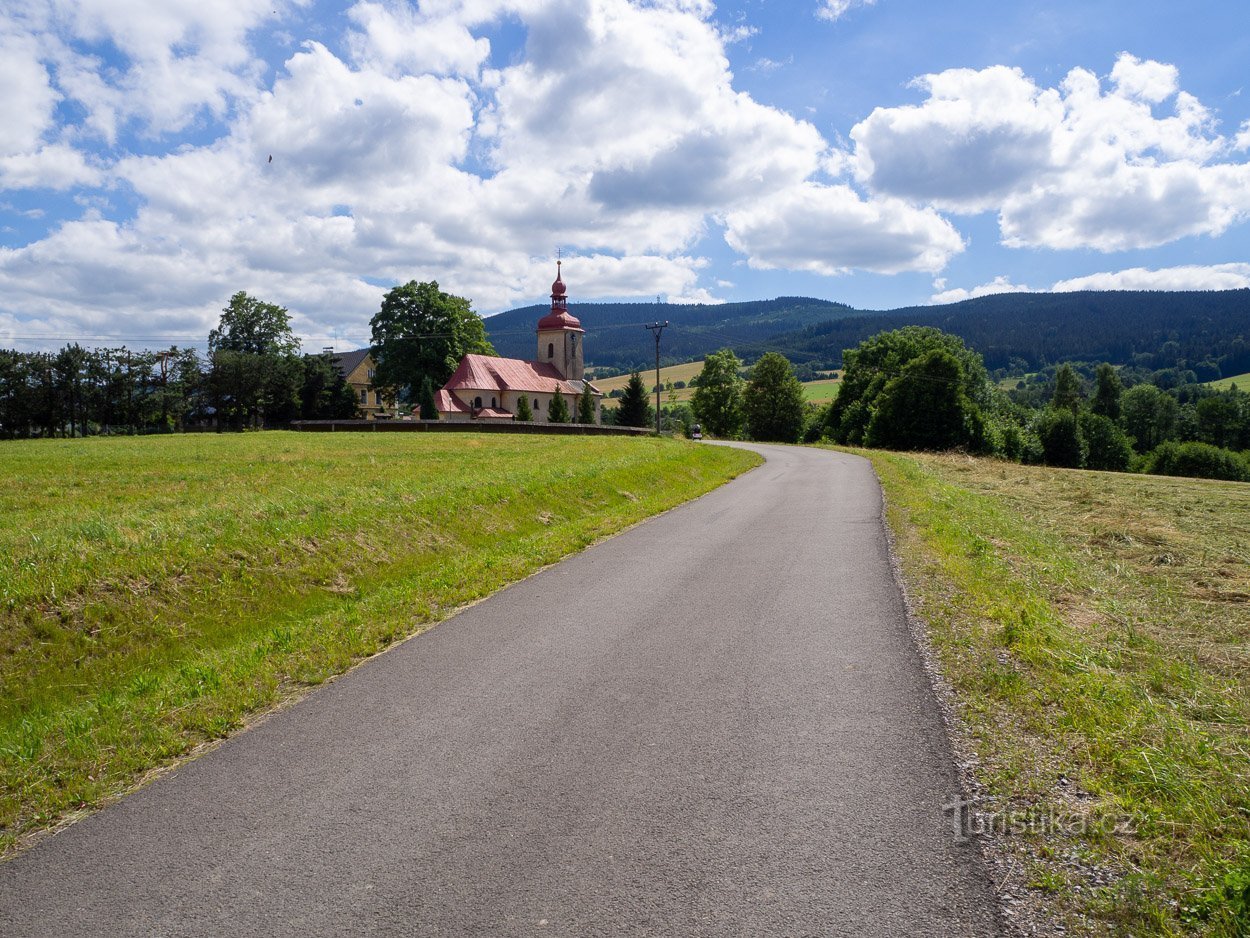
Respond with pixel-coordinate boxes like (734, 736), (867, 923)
(434, 262), (603, 423)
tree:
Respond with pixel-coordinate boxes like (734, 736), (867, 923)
(515, 394), (533, 422)
(865, 349), (986, 451)
(616, 372), (654, 428)
(1121, 384), (1179, 450)
(417, 376), (439, 419)
(209, 292), (300, 356)
(691, 348), (744, 438)
(1051, 364), (1083, 413)
(300, 353), (360, 420)
(828, 326), (994, 446)
(1195, 395), (1239, 448)
(208, 292), (302, 428)
(1037, 408), (1087, 468)
(1090, 363), (1123, 421)
(1078, 411), (1133, 471)
(743, 352), (805, 443)
(547, 391), (570, 423)
(369, 281), (493, 400)
(577, 383), (596, 424)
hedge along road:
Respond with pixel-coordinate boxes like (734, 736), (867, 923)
(0, 443), (999, 937)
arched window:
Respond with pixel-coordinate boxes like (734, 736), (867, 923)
(548, 342), (554, 359)
(491, 397), (497, 408)
(473, 396), (482, 408)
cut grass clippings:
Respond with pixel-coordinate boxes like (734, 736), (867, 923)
(847, 449), (1250, 937)
(0, 431), (760, 857)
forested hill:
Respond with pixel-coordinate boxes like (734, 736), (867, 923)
(483, 296), (863, 369)
(768, 289), (1250, 374)
(486, 289), (1250, 377)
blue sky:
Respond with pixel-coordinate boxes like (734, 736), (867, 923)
(1, 0), (1248, 352)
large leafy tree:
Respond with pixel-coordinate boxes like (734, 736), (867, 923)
(209, 291), (300, 356)
(827, 326), (996, 451)
(207, 292), (302, 428)
(615, 372), (654, 428)
(1120, 383), (1179, 450)
(691, 348), (744, 438)
(865, 349), (986, 451)
(370, 281), (494, 399)
(743, 352), (805, 443)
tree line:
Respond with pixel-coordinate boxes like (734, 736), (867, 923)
(0, 292), (359, 439)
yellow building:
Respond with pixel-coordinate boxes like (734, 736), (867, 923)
(331, 349), (391, 419)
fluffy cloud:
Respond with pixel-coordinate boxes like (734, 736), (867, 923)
(725, 183), (964, 275)
(932, 263), (1250, 303)
(854, 53), (1250, 251)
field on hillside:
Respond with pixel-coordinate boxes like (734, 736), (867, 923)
(1205, 371), (1250, 391)
(856, 450), (1250, 937)
(0, 432), (759, 855)
(595, 361), (840, 408)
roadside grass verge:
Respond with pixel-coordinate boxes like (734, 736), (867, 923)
(0, 432), (760, 856)
(847, 450), (1249, 936)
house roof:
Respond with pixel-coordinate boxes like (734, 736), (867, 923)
(443, 354), (586, 396)
(331, 348), (371, 379)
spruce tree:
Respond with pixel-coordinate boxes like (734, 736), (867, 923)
(547, 392), (570, 423)
(1090, 363), (1123, 421)
(417, 375), (438, 419)
(616, 372), (654, 428)
(1051, 364), (1083, 413)
(515, 394), (533, 421)
(578, 383), (596, 424)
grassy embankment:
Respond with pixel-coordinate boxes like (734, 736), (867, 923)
(855, 450), (1249, 936)
(0, 432), (759, 856)
(594, 360), (841, 407)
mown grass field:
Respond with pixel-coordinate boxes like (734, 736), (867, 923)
(854, 450), (1249, 936)
(1204, 371), (1250, 392)
(0, 432), (760, 856)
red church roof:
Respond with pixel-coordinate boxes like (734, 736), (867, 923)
(442, 354), (583, 396)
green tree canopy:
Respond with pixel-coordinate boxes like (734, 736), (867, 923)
(828, 326), (994, 451)
(209, 292), (300, 356)
(743, 352), (805, 443)
(515, 394), (533, 422)
(300, 353), (360, 420)
(369, 281), (494, 399)
(691, 348), (744, 438)
(1037, 408), (1087, 468)
(865, 349), (986, 452)
(616, 372), (654, 428)
(1121, 383), (1179, 450)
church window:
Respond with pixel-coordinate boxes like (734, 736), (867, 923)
(548, 342), (554, 359)
(474, 396), (482, 408)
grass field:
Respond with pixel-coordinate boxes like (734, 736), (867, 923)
(595, 360), (840, 408)
(855, 450), (1250, 936)
(1204, 371), (1250, 391)
(0, 432), (760, 855)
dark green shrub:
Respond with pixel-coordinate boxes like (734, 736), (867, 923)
(1143, 441), (1250, 482)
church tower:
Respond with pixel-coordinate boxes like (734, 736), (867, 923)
(536, 259), (585, 381)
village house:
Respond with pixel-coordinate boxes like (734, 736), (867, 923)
(435, 262), (603, 423)
(330, 348), (392, 419)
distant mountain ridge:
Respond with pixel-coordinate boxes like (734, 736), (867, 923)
(484, 289), (1250, 377)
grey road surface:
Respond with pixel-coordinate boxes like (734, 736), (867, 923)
(0, 443), (999, 937)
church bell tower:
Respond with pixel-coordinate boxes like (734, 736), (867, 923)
(535, 259), (585, 381)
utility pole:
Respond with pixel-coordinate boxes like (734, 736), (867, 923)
(645, 321), (668, 435)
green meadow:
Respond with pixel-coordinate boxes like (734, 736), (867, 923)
(0, 432), (759, 854)
(856, 450), (1250, 937)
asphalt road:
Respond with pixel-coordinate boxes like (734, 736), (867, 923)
(0, 443), (999, 937)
